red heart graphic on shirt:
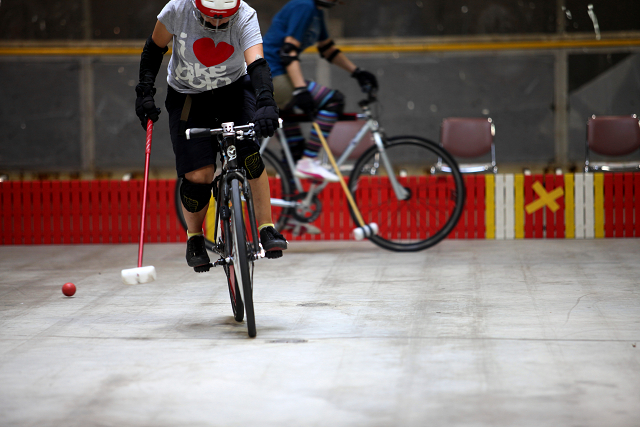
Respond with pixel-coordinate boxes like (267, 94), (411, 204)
(193, 38), (235, 67)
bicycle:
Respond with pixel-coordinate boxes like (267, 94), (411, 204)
(184, 122), (263, 338)
(176, 93), (466, 252)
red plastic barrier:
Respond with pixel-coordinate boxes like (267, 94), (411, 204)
(0, 179), (185, 245)
(2, 173), (638, 245)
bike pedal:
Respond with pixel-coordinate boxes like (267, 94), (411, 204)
(193, 263), (213, 273)
(213, 258), (228, 267)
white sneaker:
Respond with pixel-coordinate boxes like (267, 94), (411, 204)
(294, 158), (340, 182)
(282, 219), (322, 236)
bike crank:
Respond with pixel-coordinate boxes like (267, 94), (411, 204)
(290, 192), (322, 223)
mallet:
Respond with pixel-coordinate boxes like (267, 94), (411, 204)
(121, 119), (157, 284)
(312, 122), (378, 240)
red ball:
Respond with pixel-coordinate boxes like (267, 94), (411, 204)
(62, 282), (76, 297)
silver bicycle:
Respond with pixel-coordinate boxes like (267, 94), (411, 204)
(258, 93), (466, 252)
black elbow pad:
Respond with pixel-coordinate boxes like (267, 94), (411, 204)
(278, 42), (300, 67)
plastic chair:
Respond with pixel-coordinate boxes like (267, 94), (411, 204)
(584, 115), (640, 172)
(433, 117), (497, 174)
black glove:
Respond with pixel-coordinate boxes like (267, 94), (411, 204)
(135, 84), (161, 130)
(351, 68), (378, 94)
(292, 87), (316, 117)
(253, 99), (280, 138)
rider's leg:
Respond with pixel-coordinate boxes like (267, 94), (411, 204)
(237, 76), (288, 256)
(248, 169), (274, 228)
(239, 144), (288, 257)
(282, 121), (305, 162)
(180, 165), (215, 269)
(166, 86), (219, 270)
(304, 82), (345, 157)
(182, 165), (215, 234)
(306, 109), (339, 157)
(294, 83), (346, 182)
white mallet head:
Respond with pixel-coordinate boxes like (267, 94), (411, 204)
(353, 223), (379, 241)
(121, 266), (157, 285)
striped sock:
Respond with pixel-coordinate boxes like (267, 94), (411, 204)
(307, 110), (339, 158)
(283, 123), (305, 160)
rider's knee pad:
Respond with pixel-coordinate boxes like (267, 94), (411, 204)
(180, 178), (213, 213)
(322, 90), (345, 114)
(237, 142), (265, 180)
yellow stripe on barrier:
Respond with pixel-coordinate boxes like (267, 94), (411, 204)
(2, 37), (640, 57)
(0, 47), (151, 56)
(594, 173), (605, 238)
(336, 38), (640, 54)
(514, 174), (524, 239)
(564, 174), (575, 239)
(485, 174), (495, 240)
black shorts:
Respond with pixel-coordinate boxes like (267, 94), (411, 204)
(165, 75), (260, 177)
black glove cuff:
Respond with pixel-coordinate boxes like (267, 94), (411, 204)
(351, 67), (362, 78)
(292, 87), (309, 96)
(139, 35), (168, 87)
(135, 84), (156, 98)
(256, 97), (278, 109)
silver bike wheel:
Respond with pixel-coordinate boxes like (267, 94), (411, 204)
(230, 179), (256, 337)
(348, 136), (466, 252)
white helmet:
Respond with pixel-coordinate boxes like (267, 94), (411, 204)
(192, 0), (240, 32)
(193, 0), (240, 18)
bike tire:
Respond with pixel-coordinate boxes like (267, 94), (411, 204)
(230, 179), (256, 338)
(174, 148), (292, 251)
(224, 263), (245, 322)
(348, 136), (466, 252)
(223, 206), (244, 322)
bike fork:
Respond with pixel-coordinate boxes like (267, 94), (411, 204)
(372, 132), (410, 201)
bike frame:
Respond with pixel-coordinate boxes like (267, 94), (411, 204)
(199, 123), (261, 262)
(259, 100), (409, 210)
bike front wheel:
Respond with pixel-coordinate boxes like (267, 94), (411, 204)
(174, 148), (291, 251)
(230, 179), (256, 338)
(348, 136), (466, 252)
(222, 212), (244, 322)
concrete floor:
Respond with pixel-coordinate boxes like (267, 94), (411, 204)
(0, 239), (639, 427)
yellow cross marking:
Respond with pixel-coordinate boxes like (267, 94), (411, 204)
(525, 181), (564, 214)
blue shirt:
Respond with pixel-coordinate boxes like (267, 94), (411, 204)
(263, 0), (329, 77)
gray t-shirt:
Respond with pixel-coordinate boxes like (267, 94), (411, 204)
(158, 0), (262, 94)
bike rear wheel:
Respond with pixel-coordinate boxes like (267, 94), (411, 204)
(230, 179), (256, 338)
(348, 136), (466, 252)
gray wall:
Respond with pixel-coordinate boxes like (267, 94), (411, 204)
(1, 0), (639, 174)
(0, 59), (82, 170)
(1, 51), (639, 173)
(3, 0), (640, 40)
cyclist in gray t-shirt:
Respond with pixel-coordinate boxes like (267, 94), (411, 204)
(135, 0), (288, 271)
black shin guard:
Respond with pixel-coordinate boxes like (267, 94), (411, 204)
(180, 178), (213, 213)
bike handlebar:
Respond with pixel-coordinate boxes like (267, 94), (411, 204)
(186, 123), (255, 140)
(186, 119), (284, 140)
